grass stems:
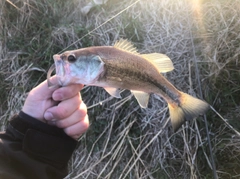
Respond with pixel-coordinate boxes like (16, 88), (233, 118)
(1, 0), (240, 178)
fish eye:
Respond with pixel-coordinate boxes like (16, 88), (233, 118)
(68, 55), (76, 62)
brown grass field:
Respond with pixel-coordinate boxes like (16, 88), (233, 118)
(1, 0), (240, 178)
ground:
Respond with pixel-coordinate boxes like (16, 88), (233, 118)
(1, 0), (240, 178)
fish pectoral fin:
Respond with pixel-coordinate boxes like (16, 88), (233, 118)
(104, 87), (121, 98)
(141, 53), (174, 73)
(131, 90), (150, 108)
(114, 39), (139, 55)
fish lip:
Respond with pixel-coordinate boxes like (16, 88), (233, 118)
(47, 63), (59, 88)
(53, 54), (66, 86)
(55, 59), (65, 78)
(47, 54), (66, 88)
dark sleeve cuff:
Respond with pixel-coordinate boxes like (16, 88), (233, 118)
(8, 111), (77, 168)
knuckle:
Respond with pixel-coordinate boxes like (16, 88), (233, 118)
(56, 120), (66, 128)
(81, 102), (87, 109)
(78, 110), (87, 119)
(75, 94), (82, 105)
(64, 128), (74, 136)
(81, 115), (90, 129)
(84, 115), (89, 126)
(57, 107), (69, 119)
(79, 103), (87, 116)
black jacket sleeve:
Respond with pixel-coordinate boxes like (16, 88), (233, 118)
(0, 111), (77, 179)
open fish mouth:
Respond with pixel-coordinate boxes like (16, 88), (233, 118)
(47, 56), (67, 88)
(47, 63), (60, 88)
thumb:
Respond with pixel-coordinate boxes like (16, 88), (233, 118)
(30, 76), (60, 100)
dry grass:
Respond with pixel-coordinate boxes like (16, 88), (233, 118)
(1, 0), (240, 178)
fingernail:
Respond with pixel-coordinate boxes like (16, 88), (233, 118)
(44, 112), (53, 120)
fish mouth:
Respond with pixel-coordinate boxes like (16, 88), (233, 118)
(47, 63), (60, 88)
(47, 55), (66, 88)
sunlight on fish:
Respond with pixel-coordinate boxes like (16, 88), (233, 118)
(48, 39), (209, 131)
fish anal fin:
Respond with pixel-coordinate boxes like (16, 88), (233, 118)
(104, 87), (121, 98)
(168, 92), (209, 132)
(141, 53), (174, 73)
(131, 90), (150, 108)
(114, 39), (139, 55)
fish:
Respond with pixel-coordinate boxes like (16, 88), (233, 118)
(48, 39), (209, 131)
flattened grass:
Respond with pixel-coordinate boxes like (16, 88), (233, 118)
(1, 0), (240, 178)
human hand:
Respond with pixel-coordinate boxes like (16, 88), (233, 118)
(22, 77), (89, 139)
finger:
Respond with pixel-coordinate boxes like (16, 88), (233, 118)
(54, 102), (87, 128)
(30, 76), (59, 100)
(52, 84), (83, 101)
(64, 115), (89, 139)
(44, 93), (81, 120)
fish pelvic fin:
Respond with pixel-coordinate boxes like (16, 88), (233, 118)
(114, 39), (139, 55)
(104, 87), (121, 98)
(141, 53), (174, 73)
(168, 92), (209, 132)
(131, 90), (150, 108)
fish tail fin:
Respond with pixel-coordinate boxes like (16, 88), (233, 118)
(168, 92), (209, 132)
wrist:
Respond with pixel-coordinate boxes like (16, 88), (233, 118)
(22, 106), (46, 123)
(8, 111), (78, 168)
(10, 111), (65, 137)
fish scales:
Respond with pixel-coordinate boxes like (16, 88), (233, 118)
(98, 47), (181, 104)
(80, 47), (159, 91)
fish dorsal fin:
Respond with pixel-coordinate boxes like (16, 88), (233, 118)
(104, 87), (121, 98)
(114, 39), (139, 55)
(131, 90), (150, 108)
(141, 53), (174, 73)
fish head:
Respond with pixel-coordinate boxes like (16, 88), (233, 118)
(51, 50), (105, 86)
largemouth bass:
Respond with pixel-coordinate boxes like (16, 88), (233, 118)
(48, 39), (209, 131)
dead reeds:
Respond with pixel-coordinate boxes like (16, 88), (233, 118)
(1, 0), (240, 178)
